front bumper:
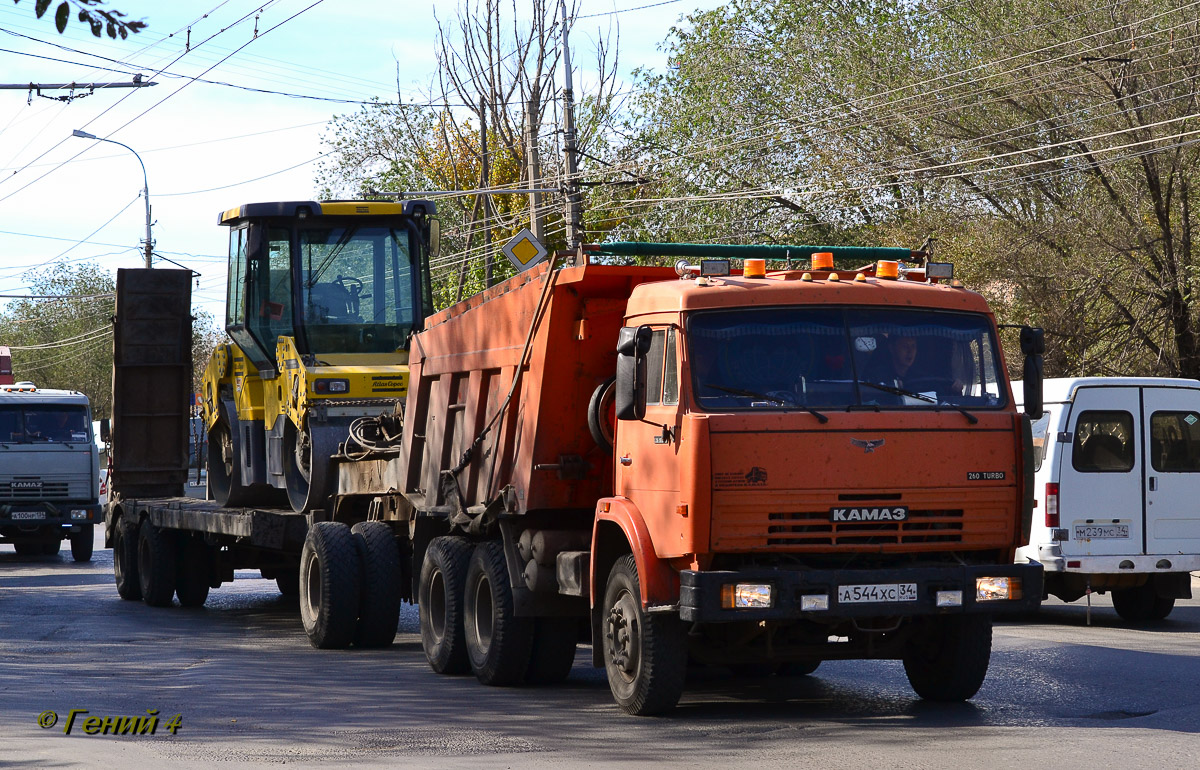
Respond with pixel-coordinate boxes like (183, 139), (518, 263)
(0, 501), (103, 538)
(679, 562), (1043, 623)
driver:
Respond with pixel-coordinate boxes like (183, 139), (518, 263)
(867, 335), (918, 387)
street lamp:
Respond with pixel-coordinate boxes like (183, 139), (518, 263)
(71, 129), (154, 269)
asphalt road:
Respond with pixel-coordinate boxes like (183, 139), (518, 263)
(2, 530), (1199, 768)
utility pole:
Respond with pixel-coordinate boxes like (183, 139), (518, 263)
(71, 129), (153, 268)
(480, 96), (495, 287)
(525, 88), (545, 240)
(558, 0), (583, 258)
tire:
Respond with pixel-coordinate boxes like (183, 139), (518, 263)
(778, 660), (820, 677)
(419, 536), (473, 674)
(113, 517), (142, 601)
(587, 377), (617, 453)
(13, 541), (39, 556)
(175, 536), (212, 608)
(352, 521), (402, 648)
(463, 540), (534, 686)
(525, 618), (579, 685)
(275, 568), (300, 597)
(299, 521), (362, 649)
(601, 554), (688, 715)
(137, 519), (178, 608)
(40, 541), (61, 555)
(1111, 582), (1175, 623)
(902, 615), (992, 702)
(70, 525), (94, 562)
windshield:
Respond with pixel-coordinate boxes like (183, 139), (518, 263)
(688, 307), (1006, 411)
(0, 405), (90, 443)
(297, 224), (417, 354)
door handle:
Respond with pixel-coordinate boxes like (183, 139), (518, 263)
(1149, 476), (1157, 491)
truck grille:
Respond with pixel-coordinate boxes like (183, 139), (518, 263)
(767, 509), (964, 546)
(1, 478), (73, 499)
(710, 488), (1015, 552)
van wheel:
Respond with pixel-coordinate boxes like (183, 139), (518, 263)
(602, 554), (688, 715)
(524, 618), (579, 685)
(419, 536), (473, 674)
(114, 518), (142, 600)
(902, 615), (992, 702)
(299, 521), (361, 649)
(1111, 583), (1175, 623)
(175, 536), (212, 608)
(352, 522), (402, 648)
(70, 525), (94, 562)
(138, 520), (178, 607)
(464, 541), (534, 686)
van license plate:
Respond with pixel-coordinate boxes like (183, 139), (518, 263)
(11, 511), (45, 520)
(1074, 524), (1129, 539)
(837, 583), (918, 604)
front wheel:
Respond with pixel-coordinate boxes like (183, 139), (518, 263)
(902, 615), (992, 702)
(70, 525), (94, 562)
(601, 554), (687, 715)
(299, 521), (361, 649)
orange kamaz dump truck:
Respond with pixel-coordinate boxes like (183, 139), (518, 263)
(334, 243), (1045, 714)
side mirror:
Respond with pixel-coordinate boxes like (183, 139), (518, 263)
(427, 217), (441, 259)
(1019, 326), (1045, 419)
(99, 418), (110, 443)
(615, 325), (653, 421)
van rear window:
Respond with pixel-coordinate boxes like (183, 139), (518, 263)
(1072, 411), (1134, 473)
(1150, 411), (1200, 472)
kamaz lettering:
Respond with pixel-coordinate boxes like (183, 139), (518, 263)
(830, 506), (909, 522)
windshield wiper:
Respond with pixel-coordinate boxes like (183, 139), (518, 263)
(858, 381), (977, 424)
(704, 384), (828, 423)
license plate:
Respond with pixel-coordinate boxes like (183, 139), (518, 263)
(1074, 524), (1129, 540)
(837, 583), (918, 604)
(11, 511), (45, 520)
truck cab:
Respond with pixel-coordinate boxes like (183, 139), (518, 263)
(0, 383), (102, 561)
(1016, 377), (1200, 621)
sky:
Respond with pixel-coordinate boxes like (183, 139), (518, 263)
(0, 0), (724, 321)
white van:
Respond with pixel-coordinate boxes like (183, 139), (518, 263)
(1016, 377), (1200, 622)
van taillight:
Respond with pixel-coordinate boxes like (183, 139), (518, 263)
(1045, 482), (1059, 528)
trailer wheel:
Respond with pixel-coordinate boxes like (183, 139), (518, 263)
(419, 536), (473, 674)
(137, 519), (178, 608)
(601, 554), (687, 715)
(463, 540), (534, 686)
(275, 568), (300, 597)
(299, 521), (362, 649)
(902, 614), (992, 702)
(1111, 582), (1175, 623)
(175, 535), (212, 608)
(352, 521), (402, 648)
(524, 618), (579, 685)
(113, 517), (142, 601)
(587, 377), (617, 453)
(70, 524), (94, 562)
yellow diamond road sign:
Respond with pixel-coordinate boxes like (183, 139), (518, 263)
(502, 228), (548, 272)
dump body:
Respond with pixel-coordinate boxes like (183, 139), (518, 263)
(399, 262), (674, 517)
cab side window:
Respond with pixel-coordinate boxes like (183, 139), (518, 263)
(1150, 411), (1200, 472)
(645, 328), (679, 407)
(1072, 411), (1134, 472)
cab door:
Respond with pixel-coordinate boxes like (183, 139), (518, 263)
(1142, 387), (1200, 554)
(1058, 386), (1143, 556)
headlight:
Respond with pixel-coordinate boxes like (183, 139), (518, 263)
(976, 576), (1021, 601)
(313, 378), (350, 394)
(70, 509), (90, 521)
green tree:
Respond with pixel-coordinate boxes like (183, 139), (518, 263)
(0, 262), (114, 416)
(617, 0), (1200, 377)
(14, 0), (145, 38)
